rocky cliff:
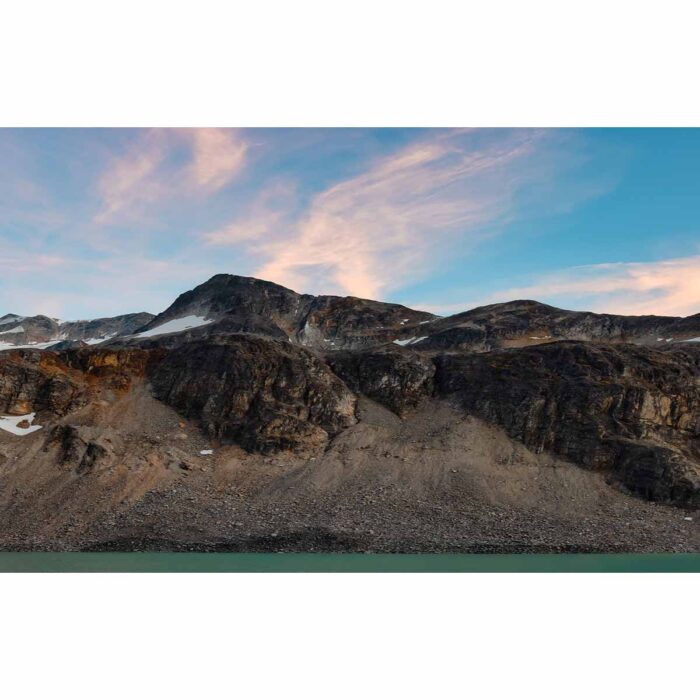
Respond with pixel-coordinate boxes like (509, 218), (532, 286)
(433, 342), (700, 506)
(150, 335), (357, 452)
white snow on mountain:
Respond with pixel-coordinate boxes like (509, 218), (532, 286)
(133, 315), (213, 338)
(0, 413), (43, 436)
(0, 325), (25, 335)
(0, 340), (61, 352)
(84, 334), (117, 345)
(393, 336), (429, 346)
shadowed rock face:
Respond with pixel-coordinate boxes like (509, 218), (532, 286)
(149, 335), (357, 453)
(296, 295), (433, 349)
(328, 347), (434, 417)
(434, 342), (700, 505)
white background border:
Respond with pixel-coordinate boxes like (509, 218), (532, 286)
(1, 1), (698, 698)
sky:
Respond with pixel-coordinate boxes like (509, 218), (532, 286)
(1, 127), (699, 320)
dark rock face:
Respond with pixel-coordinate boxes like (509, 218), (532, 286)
(296, 295), (433, 349)
(328, 347), (434, 416)
(0, 351), (85, 415)
(149, 335), (357, 452)
(434, 342), (700, 505)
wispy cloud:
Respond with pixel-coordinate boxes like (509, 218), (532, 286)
(202, 181), (295, 245)
(204, 129), (581, 299)
(455, 255), (700, 318)
(186, 128), (248, 190)
(95, 128), (248, 224)
(94, 130), (169, 224)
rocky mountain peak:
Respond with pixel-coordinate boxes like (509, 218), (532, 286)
(129, 273), (436, 350)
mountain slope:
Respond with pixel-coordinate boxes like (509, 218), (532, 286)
(0, 273), (698, 552)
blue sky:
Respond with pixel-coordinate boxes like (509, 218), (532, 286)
(1, 128), (699, 319)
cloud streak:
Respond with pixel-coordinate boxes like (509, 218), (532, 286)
(202, 181), (295, 245)
(205, 129), (565, 299)
(95, 128), (248, 224)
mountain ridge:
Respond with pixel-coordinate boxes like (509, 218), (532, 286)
(2, 273), (699, 352)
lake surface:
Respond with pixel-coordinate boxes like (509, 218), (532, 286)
(0, 553), (698, 572)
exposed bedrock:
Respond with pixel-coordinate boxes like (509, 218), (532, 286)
(433, 342), (700, 505)
(149, 335), (357, 453)
(0, 351), (85, 415)
(328, 347), (434, 417)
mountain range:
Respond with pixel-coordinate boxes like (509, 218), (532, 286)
(0, 274), (698, 552)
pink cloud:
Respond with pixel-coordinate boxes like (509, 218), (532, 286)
(186, 128), (248, 191)
(206, 130), (558, 299)
(95, 129), (248, 224)
(202, 181), (295, 245)
(94, 130), (169, 224)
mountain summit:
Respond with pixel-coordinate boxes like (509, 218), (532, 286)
(131, 274), (436, 350)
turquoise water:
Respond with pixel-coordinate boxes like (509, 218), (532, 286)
(0, 553), (698, 572)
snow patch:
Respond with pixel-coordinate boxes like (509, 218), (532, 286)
(200, 449), (214, 455)
(393, 336), (429, 347)
(134, 315), (213, 338)
(682, 337), (700, 343)
(0, 413), (43, 436)
(0, 315), (24, 326)
(0, 340), (61, 352)
(83, 334), (116, 345)
(0, 325), (24, 335)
